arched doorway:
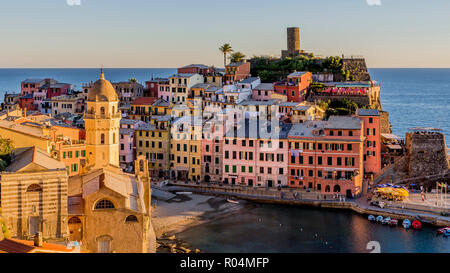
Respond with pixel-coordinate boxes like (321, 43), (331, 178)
(68, 217), (83, 242)
(325, 185), (331, 192)
(333, 185), (341, 193)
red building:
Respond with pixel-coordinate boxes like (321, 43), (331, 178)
(21, 79), (55, 96)
(356, 109), (381, 177)
(274, 71), (312, 102)
(46, 83), (72, 99)
(178, 64), (215, 76)
(19, 94), (35, 110)
(145, 78), (169, 98)
(288, 116), (364, 197)
(225, 61), (251, 84)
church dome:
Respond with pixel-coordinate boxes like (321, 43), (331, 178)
(87, 71), (119, 102)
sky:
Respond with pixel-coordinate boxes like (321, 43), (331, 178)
(0, 0), (449, 68)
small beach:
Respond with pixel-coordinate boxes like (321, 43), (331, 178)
(151, 193), (243, 252)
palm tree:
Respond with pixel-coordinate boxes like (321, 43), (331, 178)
(219, 43), (233, 67)
(229, 52), (246, 63)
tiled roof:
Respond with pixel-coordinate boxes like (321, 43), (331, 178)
(180, 64), (210, 69)
(325, 116), (362, 130)
(131, 97), (157, 105)
(240, 77), (260, 84)
(254, 83), (274, 90)
(0, 239), (78, 253)
(288, 71), (308, 77)
(6, 146), (66, 173)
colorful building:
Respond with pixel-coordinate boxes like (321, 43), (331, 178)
(169, 73), (204, 104)
(288, 116), (364, 197)
(356, 109), (381, 176)
(119, 119), (145, 172)
(225, 61), (251, 84)
(129, 97), (157, 122)
(274, 71), (312, 102)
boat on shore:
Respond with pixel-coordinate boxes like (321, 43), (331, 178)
(176, 192), (193, 195)
(376, 216), (384, 222)
(389, 219), (399, 227)
(443, 230), (450, 238)
(368, 215), (376, 222)
(227, 199), (239, 204)
(402, 219), (411, 229)
(412, 220), (422, 230)
(381, 217), (391, 225)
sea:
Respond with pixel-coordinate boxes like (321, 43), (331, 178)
(0, 68), (449, 253)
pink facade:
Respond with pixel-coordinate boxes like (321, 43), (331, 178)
(201, 120), (224, 182)
(119, 119), (145, 172)
(222, 122), (290, 187)
(252, 83), (275, 101)
(158, 83), (172, 102)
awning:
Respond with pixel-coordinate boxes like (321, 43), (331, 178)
(386, 144), (402, 150)
(381, 133), (401, 140)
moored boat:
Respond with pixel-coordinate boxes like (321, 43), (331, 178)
(176, 192), (193, 195)
(437, 227), (450, 235)
(389, 219), (398, 227)
(443, 230), (450, 238)
(381, 217), (391, 225)
(227, 199), (239, 204)
(402, 219), (411, 229)
(412, 220), (422, 230)
(368, 215), (376, 222)
(376, 216), (384, 222)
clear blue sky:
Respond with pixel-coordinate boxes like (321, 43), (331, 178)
(1, 0), (449, 68)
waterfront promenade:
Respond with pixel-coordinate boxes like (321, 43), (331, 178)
(154, 181), (450, 227)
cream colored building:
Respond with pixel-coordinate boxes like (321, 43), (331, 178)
(169, 73), (204, 104)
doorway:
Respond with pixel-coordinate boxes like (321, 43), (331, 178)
(29, 216), (39, 237)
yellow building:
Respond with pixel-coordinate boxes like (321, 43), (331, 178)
(0, 119), (52, 153)
(170, 116), (203, 181)
(136, 115), (171, 178)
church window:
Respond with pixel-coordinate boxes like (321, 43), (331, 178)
(26, 184), (42, 192)
(94, 199), (115, 210)
(101, 134), (105, 144)
(113, 133), (116, 144)
(100, 107), (105, 115)
(125, 215), (138, 223)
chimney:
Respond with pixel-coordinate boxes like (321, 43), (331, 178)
(34, 232), (43, 247)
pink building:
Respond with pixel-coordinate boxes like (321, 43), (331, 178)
(119, 118), (145, 172)
(222, 119), (290, 187)
(356, 109), (381, 177)
(252, 83), (275, 101)
(201, 117), (225, 183)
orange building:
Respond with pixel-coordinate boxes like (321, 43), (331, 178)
(274, 71), (312, 102)
(288, 116), (364, 197)
(225, 61), (250, 84)
(356, 109), (381, 177)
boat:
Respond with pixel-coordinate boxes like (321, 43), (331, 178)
(437, 227), (450, 235)
(412, 220), (422, 230)
(402, 219), (411, 229)
(443, 230), (450, 238)
(389, 219), (399, 227)
(227, 199), (239, 204)
(381, 217), (391, 225)
(368, 215), (376, 222)
(176, 192), (193, 195)
(376, 216), (384, 222)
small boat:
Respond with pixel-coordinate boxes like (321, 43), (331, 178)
(376, 216), (384, 222)
(402, 219), (411, 229)
(368, 215), (376, 222)
(227, 199), (239, 204)
(389, 219), (398, 227)
(176, 191), (192, 195)
(443, 230), (450, 238)
(381, 217), (391, 225)
(437, 227), (450, 235)
(412, 220), (422, 230)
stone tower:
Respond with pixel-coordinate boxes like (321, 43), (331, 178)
(287, 27), (300, 54)
(84, 70), (121, 170)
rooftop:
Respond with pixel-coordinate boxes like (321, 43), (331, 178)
(240, 77), (260, 84)
(254, 83), (274, 90)
(180, 64), (211, 69)
(356, 108), (380, 116)
(288, 71), (308, 77)
(131, 97), (157, 105)
(325, 116), (362, 130)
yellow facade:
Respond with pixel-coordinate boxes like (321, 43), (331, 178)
(136, 125), (170, 177)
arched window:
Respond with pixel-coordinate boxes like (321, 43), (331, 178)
(90, 107), (94, 114)
(26, 184), (42, 192)
(101, 133), (105, 144)
(125, 215), (138, 223)
(333, 185), (341, 193)
(94, 199), (115, 210)
(68, 217), (82, 224)
(112, 106), (115, 114)
(325, 185), (331, 192)
(112, 133), (116, 144)
(100, 107), (105, 115)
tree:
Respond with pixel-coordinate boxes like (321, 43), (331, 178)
(219, 43), (233, 67)
(0, 138), (14, 172)
(129, 78), (137, 83)
(229, 52), (246, 63)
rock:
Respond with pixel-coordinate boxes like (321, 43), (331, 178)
(195, 249), (201, 253)
(168, 235), (176, 240)
(179, 246), (191, 253)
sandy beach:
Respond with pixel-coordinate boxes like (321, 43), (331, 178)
(151, 192), (243, 252)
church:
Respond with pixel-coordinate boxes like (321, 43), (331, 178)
(67, 71), (156, 253)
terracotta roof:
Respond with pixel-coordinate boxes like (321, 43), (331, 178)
(131, 97), (157, 105)
(6, 146), (66, 173)
(0, 239), (78, 253)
